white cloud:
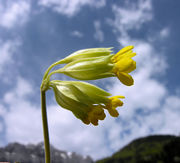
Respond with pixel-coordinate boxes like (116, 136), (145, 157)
(148, 27), (170, 42)
(0, 123), (2, 133)
(0, 41), (13, 74)
(158, 96), (180, 134)
(2, 77), (42, 144)
(38, 0), (106, 17)
(94, 20), (104, 42)
(71, 30), (84, 38)
(107, 0), (152, 36)
(0, 104), (6, 117)
(4, 77), (33, 102)
(0, 40), (21, 80)
(160, 27), (170, 38)
(0, 0), (30, 29)
(0, 104), (6, 135)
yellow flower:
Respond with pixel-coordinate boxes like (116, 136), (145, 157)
(111, 45), (136, 86)
(105, 96), (124, 117)
(50, 80), (124, 126)
(54, 46), (136, 86)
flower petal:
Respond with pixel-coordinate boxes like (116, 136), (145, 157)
(108, 109), (119, 117)
(114, 58), (136, 73)
(114, 52), (136, 62)
(115, 45), (134, 56)
(124, 60), (136, 73)
(116, 72), (134, 86)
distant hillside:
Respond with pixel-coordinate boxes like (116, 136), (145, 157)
(1, 135), (180, 163)
(0, 142), (94, 163)
(96, 135), (180, 163)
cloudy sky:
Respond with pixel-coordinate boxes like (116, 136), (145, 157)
(0, 0), (180, 160)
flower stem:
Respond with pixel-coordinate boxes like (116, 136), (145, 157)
(42, 59), (65, 81)
(41, 90), (51, 163)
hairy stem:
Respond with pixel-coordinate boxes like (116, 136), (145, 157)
(41, 90), (51, 163)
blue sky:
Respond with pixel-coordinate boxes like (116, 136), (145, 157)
(0, 0), (180, 160)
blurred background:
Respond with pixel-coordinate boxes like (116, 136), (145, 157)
(0, 0), (180, 161)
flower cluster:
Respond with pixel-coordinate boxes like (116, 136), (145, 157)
(41, 46), (136, 125)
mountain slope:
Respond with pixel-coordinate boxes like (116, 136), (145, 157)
(96, 135), (180, 163)
(0, 142), (94, 163)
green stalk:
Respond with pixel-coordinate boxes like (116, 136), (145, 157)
(42, 59), (65, 81)
(41, 90), (51, 163)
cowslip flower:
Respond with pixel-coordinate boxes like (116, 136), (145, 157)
(54, 46), (136, 86)
(40, 46), (136, 163)
(49, 80), (124, 126)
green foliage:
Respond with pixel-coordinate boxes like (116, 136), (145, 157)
(96, 135), (180, 163)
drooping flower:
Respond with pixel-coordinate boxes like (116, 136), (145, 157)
(49, 80), (124, 126)
(54, 46), (136, 86)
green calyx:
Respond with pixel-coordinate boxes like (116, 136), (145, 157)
(59, 47), (113, 64)
(50, 80), (111, 101)
(56, 55), (115, 80)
